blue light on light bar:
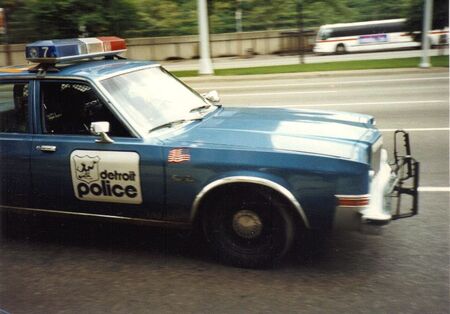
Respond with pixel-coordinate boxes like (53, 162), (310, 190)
(25, 37), (127, 63)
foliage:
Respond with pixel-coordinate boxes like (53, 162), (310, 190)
(406, 0), (449, 40)
(129, 0), (198, 37)
(2, 0), (140, 43)
(347, 0), (412, 21)
(1, 0), (448, 44)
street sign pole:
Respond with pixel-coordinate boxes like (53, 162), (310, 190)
(297, 0), (304, 65)
(198, 0), (214, 75)
(0, 8), (5, 35)
(0, 8), (12, 66)
(235, 9), (242, 33)
(419, 0), (433, 68)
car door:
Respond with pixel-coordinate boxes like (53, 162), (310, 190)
(0, 80), (32, 208)
(30, 79), (165, 219)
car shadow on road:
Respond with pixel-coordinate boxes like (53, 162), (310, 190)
(1, 212), (209, 257)
(1, 212), (376, 272)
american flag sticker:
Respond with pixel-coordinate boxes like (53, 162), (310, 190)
(168, 148), (191, 163)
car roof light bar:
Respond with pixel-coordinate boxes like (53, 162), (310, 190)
(25, 36), (127, 63)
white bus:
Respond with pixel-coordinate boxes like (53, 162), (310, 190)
(314, 18), (422, 54)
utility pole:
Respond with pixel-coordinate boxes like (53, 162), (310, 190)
(0, 8), (5, 35)
(197, 0), (214, 75)
(0, 7), (12, 66)
(235, 0), (243, 33)
(419, 0), (433, 68)
(297, 0), (304, 64)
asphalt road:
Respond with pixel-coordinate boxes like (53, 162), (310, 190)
(1, 68), (449, 314)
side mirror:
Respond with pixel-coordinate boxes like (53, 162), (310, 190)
(202, 90), (220, 103)
(90, 121), (114, 144)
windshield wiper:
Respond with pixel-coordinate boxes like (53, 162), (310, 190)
(148, 118), (202, 133)
(189, 104), (211, 113)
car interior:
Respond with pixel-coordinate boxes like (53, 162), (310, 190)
(0, 83), (29, 133)
(40, 82), (130, 137)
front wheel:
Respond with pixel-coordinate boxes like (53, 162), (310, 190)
(202, 187), (295, 268)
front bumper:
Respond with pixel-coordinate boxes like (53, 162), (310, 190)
(334, 130), (420, 231)
(312, 45), (328, 54)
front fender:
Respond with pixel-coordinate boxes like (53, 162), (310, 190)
(190, 172), (310, 228)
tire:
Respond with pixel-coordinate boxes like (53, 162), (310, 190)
(202, 186), (295, 268)
(335, 44), (346, 54)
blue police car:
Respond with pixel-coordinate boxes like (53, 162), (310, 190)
(0, 37), (419, 267)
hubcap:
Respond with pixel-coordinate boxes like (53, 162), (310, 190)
(232, 210), (263, 239)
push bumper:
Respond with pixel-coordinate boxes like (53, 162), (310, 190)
(334, 130), (420, 232)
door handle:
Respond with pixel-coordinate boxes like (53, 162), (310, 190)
(36, 145), (57, 152)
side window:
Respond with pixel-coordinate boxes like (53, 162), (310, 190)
(40, 81), (131, 137)
(0, 82), (29, 133)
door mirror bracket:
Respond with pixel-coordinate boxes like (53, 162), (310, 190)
(202, 90), (220, 104)
(90, 121), (114, 144)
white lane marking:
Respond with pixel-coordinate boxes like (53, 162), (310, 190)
(418, 187), (450, 192)
(379, 127), (449, 132)
(193, 76), (449, 90)
(224, 90), (337, 97)
(243, 100), (446, 108)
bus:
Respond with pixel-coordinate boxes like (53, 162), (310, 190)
(313, 18), (439, 54)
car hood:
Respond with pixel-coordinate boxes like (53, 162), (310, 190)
(165, 107), (380, 161)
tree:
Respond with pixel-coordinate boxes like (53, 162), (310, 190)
(3, 0), (140, 43)
(347, 0), (411, 22)
(129, 0), (198, 37)
(406, 0), (449, 40)
(4, 0), (445, 44)
(1, 0), (34, 43)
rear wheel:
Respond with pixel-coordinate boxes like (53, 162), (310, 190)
(202, 186), (295, 268)
(335, 44), (346, 54)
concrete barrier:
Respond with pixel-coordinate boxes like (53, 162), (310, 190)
(0, 29), (316, 66)
(0, 43), (26, 66)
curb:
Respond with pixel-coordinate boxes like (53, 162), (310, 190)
(179, 67), (449, 84)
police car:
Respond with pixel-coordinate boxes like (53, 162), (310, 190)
(0, 37), (419, 268)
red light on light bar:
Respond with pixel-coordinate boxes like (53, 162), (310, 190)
(97, 36), (126, 51)
(336, 195), (370, 207)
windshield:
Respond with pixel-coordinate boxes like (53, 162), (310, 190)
(318, 28), (332, 40)
(100, 66), (212, 135)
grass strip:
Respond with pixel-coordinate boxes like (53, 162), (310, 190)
(172, 55), (449, 77)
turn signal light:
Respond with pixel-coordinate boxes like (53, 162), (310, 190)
(336, 195), (370, 207)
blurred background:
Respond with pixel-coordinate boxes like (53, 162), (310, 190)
(2, 0), (448, 41)
(0, 0), (448, 65)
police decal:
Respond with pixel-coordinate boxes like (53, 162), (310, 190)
(70, 150), (142, 204)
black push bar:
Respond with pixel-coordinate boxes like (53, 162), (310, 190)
(391, 130), (420, 220)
